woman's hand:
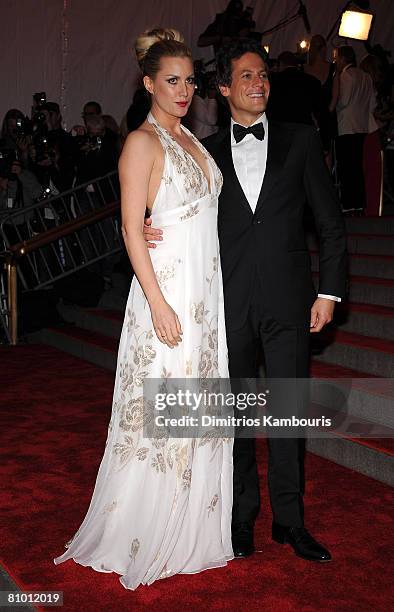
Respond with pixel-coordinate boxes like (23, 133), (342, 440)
(150, 299), (182, 348)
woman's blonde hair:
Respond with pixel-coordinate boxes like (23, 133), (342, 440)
(134, 28), (191, 78)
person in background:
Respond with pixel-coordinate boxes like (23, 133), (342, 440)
(330, 45), (378, 214)
(30, 102), (76, 193)
(71, 101), (103, 137)
(359, 54), (390, 215)
(75, 114), (119, 184)
(82, 101), (102, 125)
(0, 109), (31, 166)
(198, 0), (245, 53)
(267, 51), (324, 128)
(304, 35), (337, 164)
(183, 64), (218, 139)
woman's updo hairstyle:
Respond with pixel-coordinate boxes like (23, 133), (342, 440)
(134, 28), (192, 79)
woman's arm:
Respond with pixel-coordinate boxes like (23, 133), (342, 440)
(119, 131), (182, 348)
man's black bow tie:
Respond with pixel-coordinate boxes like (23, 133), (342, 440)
(233, 122), (265, 143)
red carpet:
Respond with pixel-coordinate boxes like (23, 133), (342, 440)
(1, 345), (393, 612)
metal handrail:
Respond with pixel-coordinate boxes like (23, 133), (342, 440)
(3, 200), (119, 259)
(0, 171), (122, 345)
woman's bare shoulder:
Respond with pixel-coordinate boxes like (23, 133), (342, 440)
(124, 121), (160, 147)
(120, 122), (161, 165)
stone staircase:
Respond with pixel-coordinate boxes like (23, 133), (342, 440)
(307, 217), (394, 486)
(30, 217), (394, 486)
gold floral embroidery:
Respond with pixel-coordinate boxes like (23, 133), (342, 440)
(180, 204), (200, 221)
(191, 301), (204, 324)
(182, 468), (192, 490)
(136, 447), (149, 461)
(113, 434), (136, 465)
(155, 260), (181, 292)
(152, 453), (166, 473)
(206, 257), (218, 293)
(207, 494), (219, 516)
(151, 121), (208, 198)
(185, 359), (193, 376)
(119, 396), (150, 432)
(130, 538), (140, 561)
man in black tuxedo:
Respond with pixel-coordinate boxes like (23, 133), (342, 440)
(145, 38), (347, 563)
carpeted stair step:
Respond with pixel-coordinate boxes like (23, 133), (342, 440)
(311, 360), (394, 429)
(311, 251), (394, 279)
(308, 233), (394, 256)
(334, 302), (394, 341)
(58, 303), (123, 340)
(308, 360), (394, 486)
(344, 216), (394, 234)
(313, 272), (394, 307)
(30, 325), (118, 371)
(313, 329), (394, 377)
(306, 434), (394, 487)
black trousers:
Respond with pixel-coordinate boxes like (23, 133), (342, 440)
(336, 133), (367, 212)
(226, 284), (310, 528)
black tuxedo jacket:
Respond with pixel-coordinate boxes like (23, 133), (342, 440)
(203, 120), (347, 330)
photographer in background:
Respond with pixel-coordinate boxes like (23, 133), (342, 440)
(71, 101), (102, 138)
(1, 109), (31, 167)
(75, 114), (119, 185)
(183, 63), (218, 139)
(198, 1), (245, 52)
(29, 102), (76, 194)
(0, 156), (42, 237)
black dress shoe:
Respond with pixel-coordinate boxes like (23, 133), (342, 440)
(232, 523), (255, 558)
(272, 522), (332, 562)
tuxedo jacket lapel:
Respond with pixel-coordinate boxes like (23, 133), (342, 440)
(254, 121), (292, 216)
(215, 129), (253, 216)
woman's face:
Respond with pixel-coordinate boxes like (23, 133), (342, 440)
(144, 55), (195, 118)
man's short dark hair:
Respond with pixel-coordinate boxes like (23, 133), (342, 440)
(83, 101), (102, 114)
(216, 38), (267, 87)
(42, 102), (60, 114)
(277, 51), (297, 68)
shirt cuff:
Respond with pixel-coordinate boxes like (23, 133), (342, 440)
(318, 293), (342, 302)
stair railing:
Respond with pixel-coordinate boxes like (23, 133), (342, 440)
(0, 171), (122, 344)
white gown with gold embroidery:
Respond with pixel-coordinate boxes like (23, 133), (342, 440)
(54, 112), (233, 589)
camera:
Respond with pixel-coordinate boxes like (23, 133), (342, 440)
(75, 134), (103, 153)
(33, 91), (47, 108)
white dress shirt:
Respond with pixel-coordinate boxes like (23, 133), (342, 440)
(230, 113), (340, 302)
(231, 114), (268, 214)
(337, 65), (378, 136)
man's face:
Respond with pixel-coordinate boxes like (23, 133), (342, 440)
(219, 52), (270, 125)
(87, 125), (105, 138)
(83, 105), (100, 126)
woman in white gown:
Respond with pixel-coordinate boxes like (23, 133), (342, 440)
(54, 28), (233, 590)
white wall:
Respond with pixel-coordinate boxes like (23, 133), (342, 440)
(1, 0), (393, 130)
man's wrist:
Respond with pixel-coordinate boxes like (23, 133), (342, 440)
(317, 293), (341, 302)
